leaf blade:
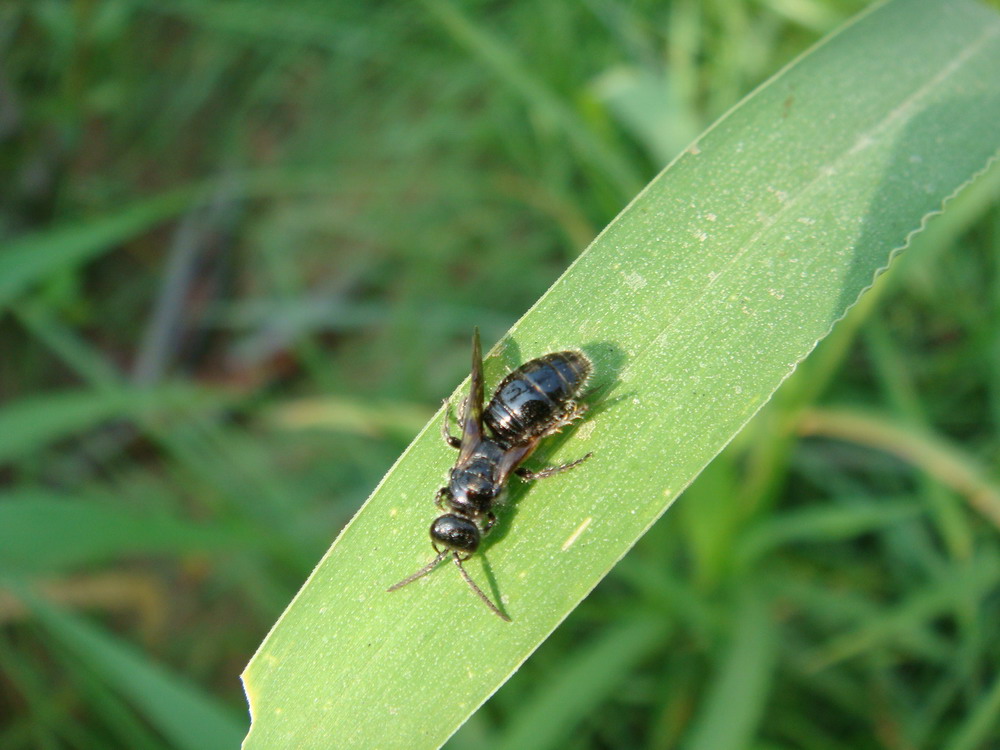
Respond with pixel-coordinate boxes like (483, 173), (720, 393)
(22, 591), (246, 750)
(242, 1), (1000, 747)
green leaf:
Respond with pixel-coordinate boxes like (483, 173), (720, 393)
(734, 497), (925, 567)
(0, 189), (199, 309)
(242, 1), (1000, 747)
(492, 615), (669, 750)
(422, 0), (644, 199)
(804, 552), (1000, 671)
(20, 590), (246, 750)
(682, 592), (777, 750)
(0, 385), (221, 465)
(944, 664), (1000, 750)
(0, 173), (332, 312)
(0, 491), (246, 575)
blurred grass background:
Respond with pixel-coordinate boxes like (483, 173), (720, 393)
(1, 1), (999, 749)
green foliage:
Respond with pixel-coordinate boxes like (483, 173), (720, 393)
(242, 0), (1000, 746)
(1, 1), (999, 749)
(21, 590), (245, 750)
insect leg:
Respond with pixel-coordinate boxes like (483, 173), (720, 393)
(434, 487), (450, 511)
(483, 511), (497, 534)
(441, 399), (461, 449)
(536, 401), (589, 439)
(516, 452), (593, 481)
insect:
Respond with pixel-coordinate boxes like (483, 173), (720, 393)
(387, 328), (593, 621)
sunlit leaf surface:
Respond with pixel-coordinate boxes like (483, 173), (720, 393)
(242, 1), (1000, 747)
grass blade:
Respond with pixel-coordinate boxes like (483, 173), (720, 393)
(0, 491), (245, 575)
(0, 189), (199, 309)
(20, 591), (246, 750)
(0, 385), (221, 465)
(681, 592), (777, 750)
(493, 615), (668, 750)
(242, 1), (1000, 747)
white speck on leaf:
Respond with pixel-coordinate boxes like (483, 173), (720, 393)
(562, 517), (593, 550)
(623, 270), (647, 289)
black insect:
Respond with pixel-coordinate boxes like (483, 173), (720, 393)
(388, 328), (593, 621)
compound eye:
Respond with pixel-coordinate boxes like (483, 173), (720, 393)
(430, 515), (480, 554)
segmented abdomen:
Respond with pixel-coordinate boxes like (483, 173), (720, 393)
(484, 351), (590, 447)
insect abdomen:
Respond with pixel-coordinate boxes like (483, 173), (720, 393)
(485, 351), (590, 447)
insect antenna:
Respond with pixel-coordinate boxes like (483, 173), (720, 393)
(452, 553), (511, 622)
(387, 549), (449, 592)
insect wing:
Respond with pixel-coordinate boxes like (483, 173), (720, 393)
(457, 327), (485, 462)
(494, 440), (537, 484)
